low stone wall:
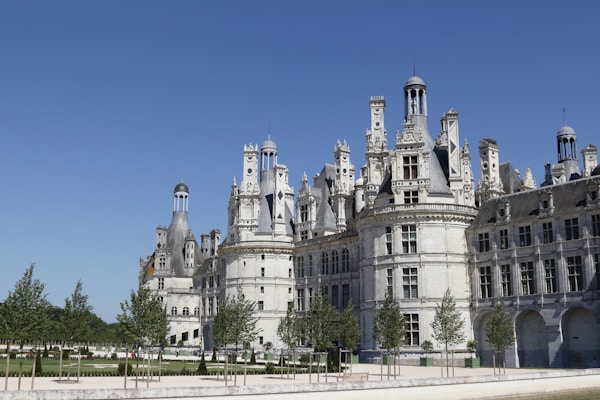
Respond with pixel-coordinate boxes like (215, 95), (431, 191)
(2, 369), (600, 400)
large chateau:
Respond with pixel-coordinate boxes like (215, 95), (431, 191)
(139, 74), (600, 368)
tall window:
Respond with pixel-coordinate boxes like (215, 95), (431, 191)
(402, 225), (417, 253)
(209, 276), (214, 288)
(500, 264), (511, 296)
(297, 256), (305, 277)
(331, 285), (339, 308)
(499, 229), (509, 250)
(403, 267), (418, 298)
(592, 214), (600, 237)
(171, 306), (178, 316)
(331, 250), (339, 274)
(194, 307), (200, 316)
(565, 218), (580, 240)
(300, 230), (308, 240)
(342, 284), (350, 308)
(297, 289), (305, 311)
(404, 190), (419, 204)
(519, 226), (532, 247)
(567, 256), (583, 291)
(182, 306), (190, 316)
(385, 227), (393, 255)
(520, 261), (534, 295)
(158, 278), (164, 290)
(258, 301), (264, 311)
(300, 204), (308, 222)
(478, 233), (490, 252)
(542, 222), (554, 243)
(208, 298), (213, 316)
(480, 266), (492, 298)
(387, 268), (393, 296)
(403, 155), (418, 179)
(308, 255), (313, 276)
(341, 249), (350, 273)
(321, 252), (329, 275)
(544, 259), (557, 293)
(404, 313), (420, 346)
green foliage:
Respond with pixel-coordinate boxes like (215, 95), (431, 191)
(421, 340), (433, 353)
(250, 349), (256, 365)
(0, 264), (51, 346)
(277, 306), (301, 352)
(213, 286), (260, 350)
(197, 353), (208, 375)
(338, 298), (361, 351)
(264, 362), (275, 374)
(62, 350), (71, 360)
(211, 349), (217, 362)
(117, 362), (133, 376)
(43, 345), (49, 358)
(431, 289), (466, 352)
(372, 291), (405, 351)
(303, 287), (337, 351)
(61, 280), (93, 342)
(117, 285), (169, 347)
(484, 301), (515, 352)
(467, 340), (478, 354)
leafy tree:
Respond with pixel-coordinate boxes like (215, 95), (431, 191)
(303, 287), (337, 352)
(213, 287), (260, 352)
(197, 352), (208, 374)
(117, 285), (169, 348)
(277, 306), (302, 353)
(0, 264), (51, 347)
(372, 290), (405, 353)
(484, 300), (515, 367)
(338, 298), (361, 352)
(61, 280), (93, 343)
(431, 288), (466, 372)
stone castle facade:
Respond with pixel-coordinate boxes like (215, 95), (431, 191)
(139, 74), (600, 367)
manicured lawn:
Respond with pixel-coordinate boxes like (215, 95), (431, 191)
(0, 357), (232, 376)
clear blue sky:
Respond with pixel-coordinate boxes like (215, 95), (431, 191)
(1, 1), (598, 323)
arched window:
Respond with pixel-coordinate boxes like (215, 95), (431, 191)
(182, 306), (190, 316)
(321, 252), (329, 275)
(341, 249), (350, 273)
(331, 250), (339, 274)
(171, 306), (177, 316)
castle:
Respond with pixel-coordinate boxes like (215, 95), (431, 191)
(140, 73), (600, 368)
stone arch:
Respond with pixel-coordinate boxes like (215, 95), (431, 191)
(516, 310), (548, 367)
(562, 307), (600, 368)
(472, 311), (496, 366)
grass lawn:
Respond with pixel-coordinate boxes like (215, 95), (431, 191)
(0, 357), (239, 376)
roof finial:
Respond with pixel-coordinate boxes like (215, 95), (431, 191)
(563, 107), (567, 126)
(268, 120), (271, 138)
(413, 57), (416, 76)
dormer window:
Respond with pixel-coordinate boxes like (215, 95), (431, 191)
(496, 200), (510, 223)
(538, 190), (555, 217)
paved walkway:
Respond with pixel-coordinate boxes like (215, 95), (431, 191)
(2, 362), (553, 391)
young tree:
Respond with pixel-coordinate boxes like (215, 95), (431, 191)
(372, 290), (405, 354)
(0, 264), (51, 347)
(117, 285), (169, 348)
(484, 300), (515, 369)
(213, 287), (260, 352)
(431, 288), (466, 374)
(277, 306), (301, 353)
(303, 288), (337, 352)
(61, 280), (93, 343)
(338, 298), (361, 354)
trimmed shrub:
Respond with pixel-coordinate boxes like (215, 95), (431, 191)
(117, 362), (133, 376)
(264, 362), (275, 374)
(35, 350), (42, 375)
(198, 353), (208, 375)
(250, 350), (256, 365)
